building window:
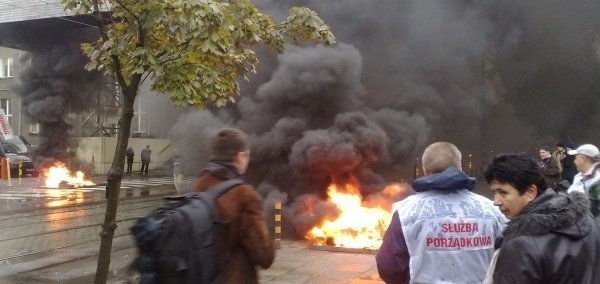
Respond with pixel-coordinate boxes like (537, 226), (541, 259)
(29, 122), (40, 134)
(0, 58), (14, 78)
(0, 99), (11, 125)
(133, 102), (147, 134)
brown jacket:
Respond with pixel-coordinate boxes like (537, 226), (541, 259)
(540, 156), (562, 189)
(192, 166), (274, 284)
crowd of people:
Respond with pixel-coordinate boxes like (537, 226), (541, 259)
(377, 141), (600, 284)
(537, 142), (600, 219)
(136, 127), (600, 284)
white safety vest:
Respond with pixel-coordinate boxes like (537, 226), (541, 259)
(392, 189), (505, 284)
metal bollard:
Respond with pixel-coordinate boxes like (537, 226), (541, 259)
(274, 200), (282, 249)
(91, 155), (95, 176)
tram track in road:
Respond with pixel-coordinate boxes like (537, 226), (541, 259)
(0, 197), (165, 241)
(0, 188), (174, 264)
(0, 194), (166, 225)
(0, 177), (181, 215)
(0, 227), (134, 264)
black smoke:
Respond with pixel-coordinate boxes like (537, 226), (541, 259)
(14, 44), (104, 167)
(169, 0), (600, 238)
(171, 45), (409, 197)
(171, 44), (418, 238)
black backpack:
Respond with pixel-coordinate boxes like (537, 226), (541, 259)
(130, 179), (244, 284)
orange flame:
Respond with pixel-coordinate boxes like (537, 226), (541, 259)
(44, 162), (95, 188)
(306, 180), (404, 249)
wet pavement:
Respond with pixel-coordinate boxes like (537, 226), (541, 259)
(0, 175), (176, 215)
(1, 240), (383, 283)
(0, 174), (177, 283)
(0, 174), (384, 283)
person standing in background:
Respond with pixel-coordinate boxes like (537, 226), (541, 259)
(538, 145), (561, 189)
(125, 147), (135, 174)
(556, 142), (578, 184)
(566, 144), (600, 221)
(140, 145), (151, 175)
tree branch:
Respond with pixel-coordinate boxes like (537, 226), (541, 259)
(113, 0), (140, 23)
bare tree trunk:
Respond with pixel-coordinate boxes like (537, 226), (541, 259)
(94, 87), (136, 283)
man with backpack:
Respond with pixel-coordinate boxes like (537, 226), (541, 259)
(131, 127), (274, 283)
(190, 127), (274, 283)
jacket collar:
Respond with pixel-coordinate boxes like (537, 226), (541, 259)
(411, 167), (476, 192)
(502, 190), (591, 241)
(202, 161), (242, 180)
(583, 162), (600, 178)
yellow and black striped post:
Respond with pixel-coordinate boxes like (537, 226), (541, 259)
(6, 158), (10, 186)
(274, 200), (282, 249)
(18, 160), (22, 184)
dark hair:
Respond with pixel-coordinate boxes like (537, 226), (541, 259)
(539, 145), (552, 152)
(209, 128), (249, 162)
(557, 142), (577, 149)
(484, 153), (547, 196)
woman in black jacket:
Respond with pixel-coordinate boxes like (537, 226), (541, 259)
(484, 154), (600, 284)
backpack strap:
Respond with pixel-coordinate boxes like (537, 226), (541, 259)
(195, 178), (244, 221)
(204, 178), (244, 199)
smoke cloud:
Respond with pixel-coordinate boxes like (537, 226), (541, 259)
(169, 0), (600, 238)
(14, 44), (104, 167)
(10, 0), (600, 239)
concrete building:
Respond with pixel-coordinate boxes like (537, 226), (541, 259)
(0, 46), (37, 144)
(0, 1), (177, 174)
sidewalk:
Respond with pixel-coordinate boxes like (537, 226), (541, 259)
(260, 241), (382, 283)
(1, 239), (383, 283)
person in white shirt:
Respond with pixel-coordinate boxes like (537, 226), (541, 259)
(566, 144), (600, 194)
(566, 143), (600, 221)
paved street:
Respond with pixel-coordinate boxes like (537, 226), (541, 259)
(0, 174), (177, 282)
(0, 175), (384, 283)
(0, 176), (178, 214)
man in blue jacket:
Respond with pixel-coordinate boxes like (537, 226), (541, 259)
(376, 142), (506, 283)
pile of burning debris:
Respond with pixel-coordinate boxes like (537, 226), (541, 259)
(41, 162), (96, 189)
(302, 178), (411, 252)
